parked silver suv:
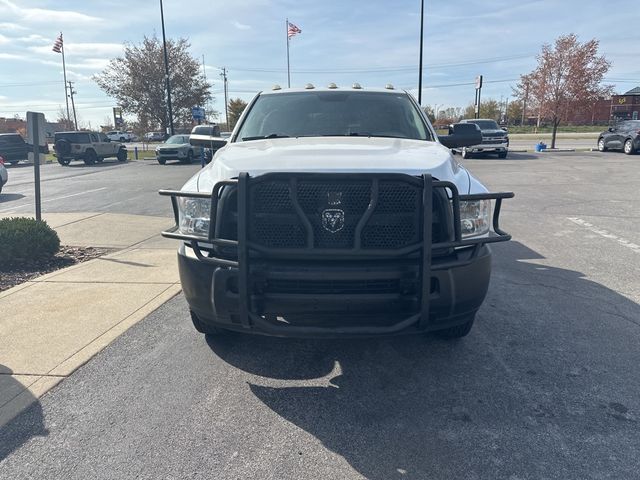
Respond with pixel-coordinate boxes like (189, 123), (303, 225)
(53, 131), (127, 166)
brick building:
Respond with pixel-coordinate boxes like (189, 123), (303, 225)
(610, 87), (640, 122)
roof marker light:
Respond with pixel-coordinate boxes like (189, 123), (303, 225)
(272, 84), (282, 90)
(352, 83), (362, 89)
(305, 83), (315, 89)
(328, 83), (338, 89)
(385, 83), (395, 90)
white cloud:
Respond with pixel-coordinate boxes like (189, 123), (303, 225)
(28, 42), (123, 57)
(0, 33), (9, 44)
(0, 21), (26, 31)
(0, 0), (101, 25)
(232, 20), (252, 30)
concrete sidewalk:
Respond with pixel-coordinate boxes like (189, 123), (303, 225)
(0, 212), (181, 427)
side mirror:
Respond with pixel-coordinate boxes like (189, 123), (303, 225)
(608, 127), (615, 132)
(439, 123), (482, 149)
(502, 127), (508, 132)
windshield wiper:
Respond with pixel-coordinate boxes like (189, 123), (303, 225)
(241, 133), (290, 141)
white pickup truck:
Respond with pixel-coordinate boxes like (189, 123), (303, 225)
(160, 85), (513, 339)
(106, 130), (135, 142)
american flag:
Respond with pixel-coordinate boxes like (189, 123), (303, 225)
(52, 33), (63, 53)
(287, 22), (301, 39)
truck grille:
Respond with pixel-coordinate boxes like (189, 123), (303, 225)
(219, 176), (450, 252)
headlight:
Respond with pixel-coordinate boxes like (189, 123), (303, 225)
(177, 197), (211, 237)
(155, 147), (160, 153)
(460, 200), (490, 238)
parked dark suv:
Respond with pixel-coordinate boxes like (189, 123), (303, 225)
(0, 133), (29, 165)
(598, 120), (640, 155)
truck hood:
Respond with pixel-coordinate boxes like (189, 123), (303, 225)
(188, 137), (471, 192)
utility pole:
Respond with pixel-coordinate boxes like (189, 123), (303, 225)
(202, 54), (208, 122)
(417, 0), (425, 105)
(68, 81), (78, 130)
(159, 0), (174, 136)
(521, 83), (528, 126)
(220, 67), (229, 129)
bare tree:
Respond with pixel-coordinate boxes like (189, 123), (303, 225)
(513, 34), (612, 148)
(94, 35), (211, 134)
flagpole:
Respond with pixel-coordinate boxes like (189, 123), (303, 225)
(60, 33), (71, 129)
(286, 18), (291, 88)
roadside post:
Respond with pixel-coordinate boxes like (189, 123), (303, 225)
(474, 75), (483, 119)
(134, 146), (139, 160)
(27, 111), (46, 221)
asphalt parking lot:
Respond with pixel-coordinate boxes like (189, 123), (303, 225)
(1, 151), (639, 479)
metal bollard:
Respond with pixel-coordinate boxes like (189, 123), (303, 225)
(134, 146), (139, 160)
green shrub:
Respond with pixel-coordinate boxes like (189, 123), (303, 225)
(0, 217), (60, 265)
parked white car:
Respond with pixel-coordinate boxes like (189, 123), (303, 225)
(106, 131), (135, 142)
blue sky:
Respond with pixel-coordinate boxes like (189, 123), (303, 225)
(0, 0), (637, 127)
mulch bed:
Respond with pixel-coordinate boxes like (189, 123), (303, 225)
(0, 246), (114, 292)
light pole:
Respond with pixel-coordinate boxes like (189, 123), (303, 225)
(159, 0), (174, 136)
(417, 0), (425, 105)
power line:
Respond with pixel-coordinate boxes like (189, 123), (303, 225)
(223, 54), (535, 74)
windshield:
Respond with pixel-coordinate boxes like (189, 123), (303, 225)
(0, 134), (24, 145)
(55, 132), (91, 143)
(467, 120), (500, 130)
(166, 135), (189, 144)
(236, 91), (432, 142)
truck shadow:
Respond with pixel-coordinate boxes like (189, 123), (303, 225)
(0, 193), (26, 203)
(0, 365), (48, 462)
(206, 241), (640, 479)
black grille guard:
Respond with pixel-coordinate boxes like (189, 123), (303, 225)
(159, 172), (514, 333)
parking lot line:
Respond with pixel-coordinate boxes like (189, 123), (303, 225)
(568, 217), (640, 254)
(0, 187), (107, 213)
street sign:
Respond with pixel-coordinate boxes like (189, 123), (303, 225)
(475, 75), (483, 90)
(27, 111), (46, 221)
(192, 107), (205, 120)
(113, 107), (124, 127)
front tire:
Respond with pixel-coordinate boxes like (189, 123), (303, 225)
(597, 138), (607, 152)
(497, 151), (508, 159)
(119, 137), (125, 142)
(461, 147), (473, 159)
(117, 148), (127, 162)
(57, 157), (71, 166)
(181, 150), (194, 164)
(624, 139), (635, 155)
(157, 158), (166, 165)
(190, 310), (225, 336)
(433, 314), (476, 339)
(84, 149), (97, 165)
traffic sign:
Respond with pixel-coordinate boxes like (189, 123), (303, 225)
(192, 107), (205, 120)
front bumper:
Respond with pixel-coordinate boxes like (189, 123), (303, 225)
(178, 242), (493, 337)
(469, 143), (508, 153)
(160, 172), (513, 337)
(156, 150), (188, 161)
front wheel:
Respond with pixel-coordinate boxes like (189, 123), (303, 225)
(597, 138), (607, 152)
(117, 148), (127, 162)
(119, 137), (125, 142)
(461, 147), (473, 159)
(84, 150), (97, 165)
(157, 158), (166, 165)
(623, 139), (635, 155)
(57, 157), (71, 166)
(497, 151), (508, 159)
(190, 310), (225, 336)
(433, 314), (476, 339)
